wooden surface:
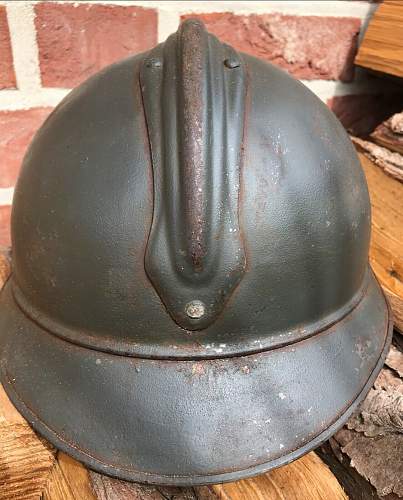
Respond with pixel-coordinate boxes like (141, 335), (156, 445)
(210, 454), (348, 500)
(0, 384), (56, 499)
(0, 385), (347, 500)
(372, 112), (403, 156)
(357, 151), (403, 333)
(355, 0), (403, 79)
(353, 136), (403, 182)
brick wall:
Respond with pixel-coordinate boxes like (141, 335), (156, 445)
(0, 0), (401, 246)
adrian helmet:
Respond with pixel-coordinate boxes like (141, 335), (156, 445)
(0, 19), (392, 485)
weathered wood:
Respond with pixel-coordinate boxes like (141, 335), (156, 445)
(353, 148), (403, 333)
(353, 137), (403, 182)
(0, 386), (56, 500)
(317, 342), (403, 500)
(347, 382), (403, 437)
(211, 453), (347, 500)
(42, 459), (79, 500)
(317, 440), (381, 500)
(346, 347), (403, 438)
(386, 344), (403, 377)
(89, 471), (214, 500)
(0, 382), (25, 426)
(372, 112), (403, 156)
(334, 428), (403, 498)
(320, 333), (403, 500)
(57, 453), (97, 500)
(0, 248), (10, 291)
(87, 452), (348, 500)
(355, 0), (403, 79)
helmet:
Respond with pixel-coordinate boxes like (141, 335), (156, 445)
(0, 19), (392, 485)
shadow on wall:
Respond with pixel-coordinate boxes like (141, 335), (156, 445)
(329, 78), (403, 137)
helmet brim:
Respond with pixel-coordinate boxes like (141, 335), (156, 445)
(0, 270), (392, 486)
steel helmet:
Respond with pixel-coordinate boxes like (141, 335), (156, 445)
(0, 19), (392, 485)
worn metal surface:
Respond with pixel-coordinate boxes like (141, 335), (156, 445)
(0, 275), (392, 485)
(0, 19), (393, 485)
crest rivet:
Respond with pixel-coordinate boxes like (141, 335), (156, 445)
(146, 58), (162, 68)
(185, 300), (206, 319)
(224, 58), (240, 69)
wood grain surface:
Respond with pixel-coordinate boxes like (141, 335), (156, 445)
(357, 151), (403, 333)
(371, 112), (403, 156)
(355, 0), (403, 79)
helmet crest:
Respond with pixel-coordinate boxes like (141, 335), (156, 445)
(141, 19), (247, 330)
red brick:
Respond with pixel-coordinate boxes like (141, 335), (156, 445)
(328, 92), (403, 137)
(0, 6), (16, 89)
(0, 205), (11, 247)
(35, 3), (157, 88)
(0, 108), (53, 188)
(182, 13), (361, 82)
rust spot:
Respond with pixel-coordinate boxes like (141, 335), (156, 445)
(180, 20), (207, 272)
(191, 362), (205, 376)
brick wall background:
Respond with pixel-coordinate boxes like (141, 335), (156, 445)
(0, 0), (402, 247)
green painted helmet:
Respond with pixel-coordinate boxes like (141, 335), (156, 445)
(0, 20), (391, 485)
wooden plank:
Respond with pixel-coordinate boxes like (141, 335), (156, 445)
(0, 382), (26, 425)
(355, 0), (403, 79)
(42, 459), (78, 500)
(89, 472), (211, 500)
(58, 452), (96, 500)
(357, 151), (403, 333)
(355, 137), (403, 182)
(211, 453), (347, 500)
(317, 440), (381, 500)
(87, 452), (347, 500)
(0, 388), (56, 500)
(371, 112), (403, 156)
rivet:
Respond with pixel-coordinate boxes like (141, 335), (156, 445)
(185, 300), (206, 319)
(224, 58), (240, 69)
(145, 58), (162, 68)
